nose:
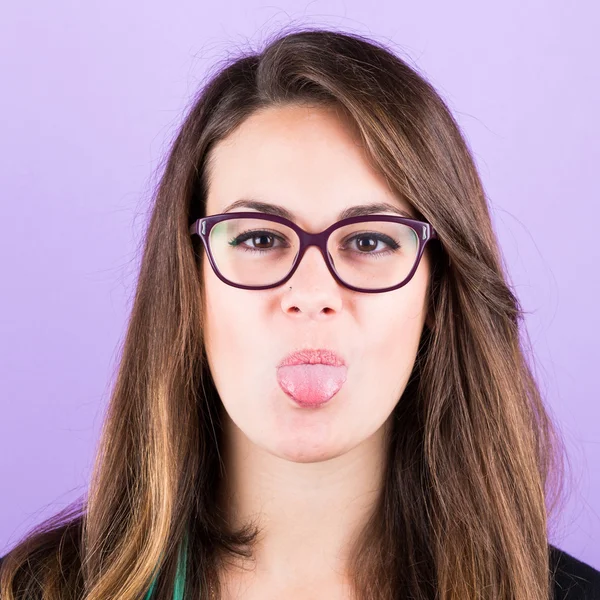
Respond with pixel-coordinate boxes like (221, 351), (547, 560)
(280, 245), (343, 316)
(290, 243), (335, 285)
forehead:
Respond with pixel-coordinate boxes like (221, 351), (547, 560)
(203, 104), (416, 224)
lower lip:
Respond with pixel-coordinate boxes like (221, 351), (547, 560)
(276, 364), (348, 408)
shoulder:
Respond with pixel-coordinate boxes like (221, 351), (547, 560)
(550, 544), (600, 600)
(3, 547), (599, 598)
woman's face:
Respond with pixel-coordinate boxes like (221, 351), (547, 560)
(202, 104), (432, 463)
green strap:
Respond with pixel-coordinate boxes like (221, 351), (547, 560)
(173, 531), (188, 600)
(144, 572), (158, 600)
(143, 531), (189, 600)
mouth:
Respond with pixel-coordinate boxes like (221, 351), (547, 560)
(277, 348), (346, 368)
(276, 348), (348, 408)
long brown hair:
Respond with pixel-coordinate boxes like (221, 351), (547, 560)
(0, 26), (567, 600)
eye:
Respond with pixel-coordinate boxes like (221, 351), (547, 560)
(342, 232), (400, 257)
(229, 230), (290, 252)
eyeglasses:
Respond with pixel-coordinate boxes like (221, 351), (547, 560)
(189, 212), (438, 293)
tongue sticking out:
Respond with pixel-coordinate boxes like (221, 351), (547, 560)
(276, 364), (348, 407)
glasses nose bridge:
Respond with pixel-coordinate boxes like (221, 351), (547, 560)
(295, 228), (333, 268)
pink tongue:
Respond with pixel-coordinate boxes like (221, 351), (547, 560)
(276, 364), (348, 407)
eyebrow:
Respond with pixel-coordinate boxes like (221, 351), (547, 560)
(221, 198), (415, 221)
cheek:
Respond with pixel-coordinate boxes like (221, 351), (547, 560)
(369, 306), (424, 362)
(202, 271), (266, 397)
(203, 264), (241, 384)
(204, 284), (242, 359)
(363, 286), (429, 392)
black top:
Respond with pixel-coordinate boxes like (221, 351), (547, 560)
(550, 545), (600, 599)
(0, 544), (598, 598)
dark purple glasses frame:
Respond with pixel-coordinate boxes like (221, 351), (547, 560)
(189, 212), (439, 294)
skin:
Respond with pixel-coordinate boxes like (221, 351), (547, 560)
(202, 104), (432, 599)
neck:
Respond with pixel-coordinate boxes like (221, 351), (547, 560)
(216, 410), (391, 588)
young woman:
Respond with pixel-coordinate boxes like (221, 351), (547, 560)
(1, 27), (599, 600)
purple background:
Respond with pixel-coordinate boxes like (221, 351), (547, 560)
(1, 1), (598, 568)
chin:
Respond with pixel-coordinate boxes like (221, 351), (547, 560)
(268, 434), (355, 463)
